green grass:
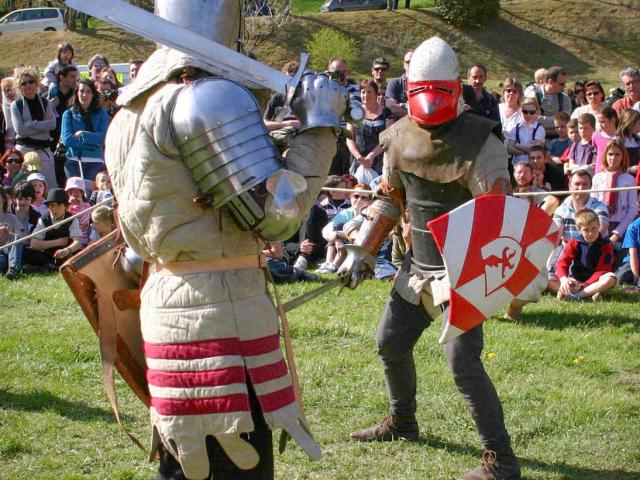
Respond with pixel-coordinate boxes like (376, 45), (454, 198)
(1, 273), (639, 479)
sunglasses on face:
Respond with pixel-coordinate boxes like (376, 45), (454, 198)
(7, 158), (22, 164)
(586, 91), (601, 96)
(522, 109), (537, 115)
(504, 89), (517, 93)
(93, 63), (106, 69)
(352, 194), (370, 200)
(20, 79), (35, 86)
(373, 67), (388, 72)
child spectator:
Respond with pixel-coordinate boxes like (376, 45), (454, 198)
(505, 97), (545, 164)
(559, 119), (581, 164)
(29, 188), (82, 271)
(89, 170), (114, 205)
(566, 113), (597, 175)
(319, 175), (351, 220)
(0, 187), (22, 279)
(616, 109), (640, 175)
(42, 42), (76, 90)
(592, 107), (618, 173)
(65, 176), (91, 246)
(89, 205), (116, 243)
(26, 172), (48, 217)
(10, 181), (40, 236)
(317, 183), (371, 274)
(615, 216), (640, 290)
(591, 139), (638, 245)
(551, 208), (616, 301)
(548, 112), (571, 164)
(262, 241), (318, 283)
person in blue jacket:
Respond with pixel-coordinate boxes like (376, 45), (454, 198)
(61, 79), (109, 186)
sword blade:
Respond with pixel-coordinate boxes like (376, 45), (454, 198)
(282, 279), (343, 312)
(65, 0), (304, 94)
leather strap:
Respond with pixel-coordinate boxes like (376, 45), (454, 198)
(112, 289), (141, 310)
(154, 255), (261, 276)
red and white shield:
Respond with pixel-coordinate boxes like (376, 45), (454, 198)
(427, 195), (559, 343)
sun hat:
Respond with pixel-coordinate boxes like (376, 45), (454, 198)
(27, 172), (48, 186)
(64, 176), (86, 193)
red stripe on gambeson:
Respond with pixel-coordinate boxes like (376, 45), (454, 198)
(143, 333), (280, 360)
(146, 365), (246, 388)
(248, 359), (288, 384)
(258, 386), (296, 413)
(151, 393), (250, 416)
(144, 337), (241, 359)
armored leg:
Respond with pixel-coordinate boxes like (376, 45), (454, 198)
(442, 307), (521, 479)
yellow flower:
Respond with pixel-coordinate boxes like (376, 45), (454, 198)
(485, 351), (496, 359)
(572, 355), (586, 365)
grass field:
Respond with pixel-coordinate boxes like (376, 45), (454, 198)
(1, 272), (639, 479)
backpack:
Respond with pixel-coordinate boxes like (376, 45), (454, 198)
(525, 82), (564, 114)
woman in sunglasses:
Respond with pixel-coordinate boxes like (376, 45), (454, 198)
(498, 77), (523, 139)
(505, 97), (546, 165)
(571, 80), (605, 129)
(0, 148), (25, 187)
(9, 67), (57, 188)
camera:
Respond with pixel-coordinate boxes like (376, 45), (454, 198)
(100, 90), (118, 102)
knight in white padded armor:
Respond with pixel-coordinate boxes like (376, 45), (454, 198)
(105, 1), (349, 478)
(341, 37), (541, 480)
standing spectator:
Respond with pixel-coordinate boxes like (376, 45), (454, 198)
(87, 54), (109, 82)
(612, 67), (640, 117)
(371, 57), (390, 100)
(386, 50), (413, 119)
(592, 106), (618, 173)
(0, 187), (22, 279)
(48, 65), (79, 186)
(591, 139), (638, 245)
(548, 112), (571, 164)
(498, 77), (523, 139)
(346, 79), (394, 180)
(616, 109), (640, 173)
(571, 81), (605, 125)
(566, 113), (597, 174)
(29, 188), (82, 270)
(1, 77), (17, 149)
(61, 79), (109, 187)
(463, 64), (500, 122)
(42, 42), (76, 90)
(263, 61), (300, 134)
(525, 66), (572, 139)
(533, 68), (547, 86)
(128, 59), (144, 84)
(10, 67), (57, 188)
(505, 97), (545, 164)
(570, 80), (587, 110)
(96, 68), (120, 120)
(1, 149), (24, 187)
(551, 208), (616, 301)
(327, 57), (358, 175)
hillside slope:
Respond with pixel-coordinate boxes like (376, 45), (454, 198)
(0, 0), (638, 90)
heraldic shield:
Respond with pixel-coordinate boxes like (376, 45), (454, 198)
(60, 230), (149, 442)
(428, 195), (559, 344)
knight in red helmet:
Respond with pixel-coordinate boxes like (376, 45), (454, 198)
(341, 37), (541, 479)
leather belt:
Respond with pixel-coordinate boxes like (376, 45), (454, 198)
(154, 254), (262, 276)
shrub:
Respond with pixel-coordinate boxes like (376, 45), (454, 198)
(304, 27), (358, 72)
(434, 0), (500, 28)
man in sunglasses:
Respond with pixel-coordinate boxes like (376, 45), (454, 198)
(524, 65), (572, 139)
(371, 57), (390, 100)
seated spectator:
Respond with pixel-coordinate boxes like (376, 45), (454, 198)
(498, 77), (523, 140)
(61, 79), (109, 187)
(317, 183), (371, 274)
(1, 148), (24, 187)
(559, 118), (580, 164)
(506, 97), (545, 164)
(1, 77), (17, 149)
(524, 65), (572, 139)
(548, 112), (571, 164)
(592, 107), (618, 173)
(42, 42), (76, 90)
(10, 181), (40, 236)
(346, 79), (394, 180)
(528, 145), (566, 199)
(29, 188), (82, 271)
(615, 216), (640, 289)
(512, 160), (554, 213)
(566, 113), (596, 175)
(571, 80), (605, 124)
(262, 241), (318, 283)
(0, 187), (22, 279)
(591, 139), (638, 246)
(89, 205), (116, 243)
(26, 172), (48, 217)
(89, 170), (114, 206)
(65, 176), (91, 246)
(549, 209), (616, 301)
(263, 61), (301, 134)
(319, 175), (351, 220)
(616, 108), (640, 174)
(11, 67), (57, 188)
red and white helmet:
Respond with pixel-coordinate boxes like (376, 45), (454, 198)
(407, 37), (463, 126)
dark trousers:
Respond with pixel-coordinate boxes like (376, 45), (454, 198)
(157, 382), (274, 480)
(376, 289), (513, 454)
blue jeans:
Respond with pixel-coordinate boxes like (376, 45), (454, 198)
(0, 237), (23, 273)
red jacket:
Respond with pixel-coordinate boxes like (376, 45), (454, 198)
(555, 235), (614, 285)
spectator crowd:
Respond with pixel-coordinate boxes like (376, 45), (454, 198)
(1, 40), (639, 306)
